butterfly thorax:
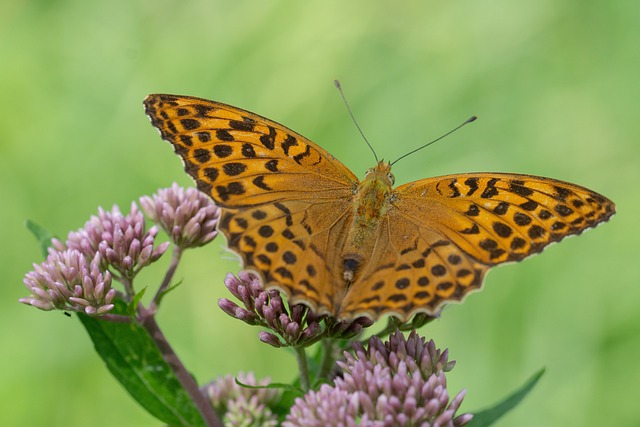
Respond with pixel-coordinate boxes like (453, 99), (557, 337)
(339, 161), (395, 285)
(354, 161), (395, 226)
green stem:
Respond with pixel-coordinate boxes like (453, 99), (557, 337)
(317, 339), (337, 380)
(120, 276), (135, 299)
(294, 346), (311, 392)
(150, 245), (182, 311)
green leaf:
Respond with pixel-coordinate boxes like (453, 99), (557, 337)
(271, 388), (303, 422)
(25, 219), (54, 258)
(235, 377), (303, 394)
(234, 374), (303, 423)
(127, 287), (147, 316)
(78, 300), (205, 427)
(468, 368), (545, 427)
(156, 279), (183, 306)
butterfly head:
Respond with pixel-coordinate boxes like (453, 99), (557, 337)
(364, 160), (394, 187)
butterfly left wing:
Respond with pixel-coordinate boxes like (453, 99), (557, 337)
(394, 173), (615, 264)
(338, 211), (486, 320)
(339, 173), (615, 320)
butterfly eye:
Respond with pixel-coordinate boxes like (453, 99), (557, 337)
(364, 169), (373, 176)
(387, 173), (395, 185)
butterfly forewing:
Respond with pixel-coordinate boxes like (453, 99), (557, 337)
(393, 173), (615, 265)
(143, 94), (358, 208)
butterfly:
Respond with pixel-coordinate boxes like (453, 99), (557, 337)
(144, 94), (615, 321)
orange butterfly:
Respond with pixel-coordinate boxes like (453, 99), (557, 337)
(144, 94), (615, 321)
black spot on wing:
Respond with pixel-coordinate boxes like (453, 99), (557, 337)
(216, 129), (234, 141)
(213, 144), (233, 158)
(481, 178), (499, 198)
(293, 144), (312, 164)
(260, 126), (276, 150)
(241, 143), (257, 158)
(448, 179), (461, 198)
(180, 118), (200, 130)
(229, 118), (255, 131)
(223, 162), (247, 176)
(265, 159), (279, 172)
(508, 182), (534, 197)
(464, 177), (479, 196)
(281, 135), (298, 155)
(247, 174), (268, 190)
(216, 182), (245, 202)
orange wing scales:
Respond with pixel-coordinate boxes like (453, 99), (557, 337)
(340, 218), (487, 319)
(144, 93), (616, 321)
(144, 94), (357, 208)
(338, 173), (614, 320)
(394, 174), (615, 265)
(218, 199), (354, 315)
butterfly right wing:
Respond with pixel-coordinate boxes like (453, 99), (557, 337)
(220, 198), (354, 316)
(143, 94), (358, 208)
(144, 94), (360, 314)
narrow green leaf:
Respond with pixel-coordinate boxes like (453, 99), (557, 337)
(25, 219), (54, 258)
(468, 368), (545, 427)
(234, 375), (302, 422)
(235, 378), (303, 394)
(156, 279), (183, 306)
(78, 300), (205, 427)
(127, 287), (147, 316)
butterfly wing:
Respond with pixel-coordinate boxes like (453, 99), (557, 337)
(339, 173), (615, 320)
(220, 199), (354, 314)
(338, 212), (486, 319)
(144, 94), (358, 207)
(144, 94), (359, 314)
(395, 173), (615, 263)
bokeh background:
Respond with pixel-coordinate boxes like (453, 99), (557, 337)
(2, 1), (638, 426)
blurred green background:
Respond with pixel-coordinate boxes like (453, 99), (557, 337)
(2, 1), (638, 426)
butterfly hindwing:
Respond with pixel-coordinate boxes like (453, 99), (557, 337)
(219, 198), (354, 316)
(340, 214), (487, 319)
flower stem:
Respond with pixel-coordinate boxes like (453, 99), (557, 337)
(120, 275), (134, 299)
(317, 339), (337, 380)
(150, 245), (182, 311)
(99, 313), (131, 323)
(138, 309), (222, 427)
(294, 345), (311, 392)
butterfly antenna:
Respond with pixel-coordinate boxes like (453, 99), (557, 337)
(390, 115), (477, 166)
(334, 80), (379, 163)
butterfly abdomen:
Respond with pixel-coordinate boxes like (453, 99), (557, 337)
(339, 162), (396, 286)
